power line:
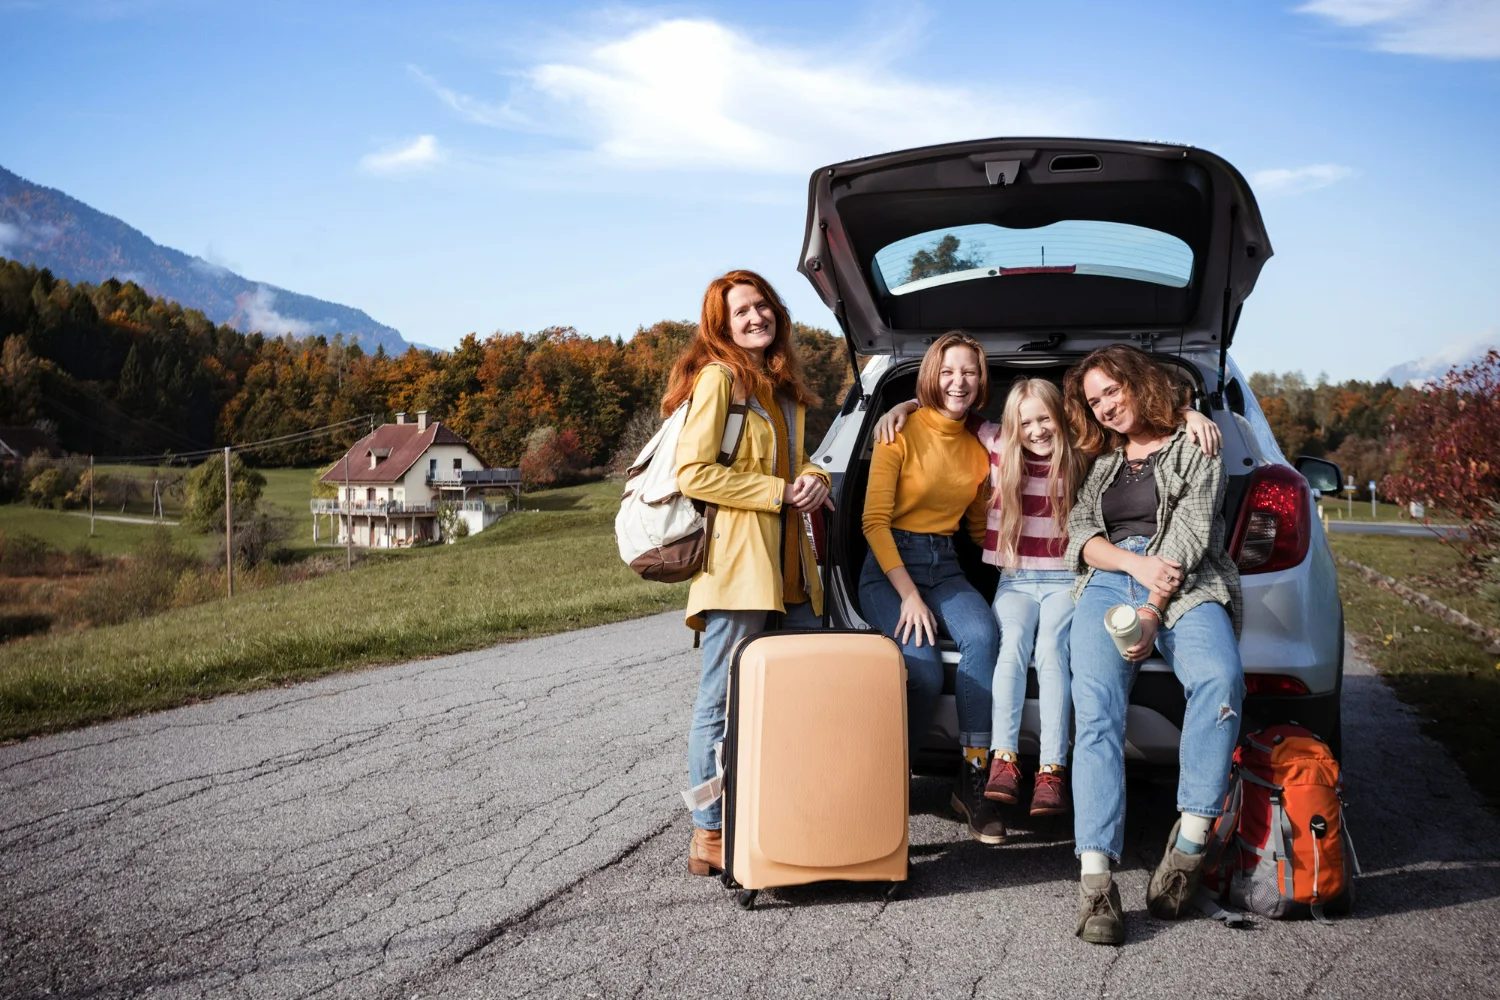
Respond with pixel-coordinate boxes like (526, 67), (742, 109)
(91, 413), (377, 464)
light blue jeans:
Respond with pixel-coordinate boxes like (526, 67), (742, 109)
(990, 569), (1076, 766)
(858, 530), (999, 749)
(1070, 535), (1244, 861)
(690, 600), (823, 830)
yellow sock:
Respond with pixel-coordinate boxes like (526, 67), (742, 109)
(993, 750), (1018, 763)
(963, 746), (989, 770)
(1039, 763), (1065, 775)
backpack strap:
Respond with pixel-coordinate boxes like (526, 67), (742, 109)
(1194, 887), (1249, 927)
(1271, 795), (1296, 899)
(1201, 773), (1243, 880)
(700, 397), (749, 570)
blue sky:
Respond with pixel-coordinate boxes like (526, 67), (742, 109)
(1, 0), (1497, 380)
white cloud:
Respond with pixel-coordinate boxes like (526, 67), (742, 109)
(1250, 163), (1356, 196)
(0, 221), (21, 256)
(237, 286), (315, 337)
(1297, 0), (1500, 59)
(0, 216), (61, 256)
(409, 66), (529, 130)
(359, 134), (445, 175)
(419, 17), (1083, 174)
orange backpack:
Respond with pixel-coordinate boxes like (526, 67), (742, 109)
(1200, 724), (1360, 923)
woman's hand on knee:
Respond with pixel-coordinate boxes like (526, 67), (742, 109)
(1129, 554), (1184, 594)
(897, 592), (938, 648)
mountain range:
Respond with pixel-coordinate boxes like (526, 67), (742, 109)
(1379, 330), (1500, 386)
(0, 165), (418, 354)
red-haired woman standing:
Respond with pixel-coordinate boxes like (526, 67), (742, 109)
(667, 269), (832, 877)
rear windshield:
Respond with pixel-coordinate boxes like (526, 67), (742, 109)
(873, 221), (1193, 297)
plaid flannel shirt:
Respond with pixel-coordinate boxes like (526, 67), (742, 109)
(1065, 426), (1243, 637)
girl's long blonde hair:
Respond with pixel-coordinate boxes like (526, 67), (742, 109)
(991, 378), (1086, 568)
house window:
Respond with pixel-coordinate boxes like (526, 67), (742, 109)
(367, 488), (376, 502)
(429, 458), (437, 478)
(453, 458), (462, 472)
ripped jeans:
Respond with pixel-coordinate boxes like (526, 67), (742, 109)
(1070, 535), (1244, 862)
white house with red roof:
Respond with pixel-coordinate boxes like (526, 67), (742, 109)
(311, 410), (519, 548)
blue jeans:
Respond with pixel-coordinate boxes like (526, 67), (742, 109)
(990, 569), (1076, 766)
(1070, 535), (1244, 861)
(690, 600), (823, 830)
(858, 530), (999, 749)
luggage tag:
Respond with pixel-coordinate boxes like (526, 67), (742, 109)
(681, 776), (722, 812)
(680, 741), (728, 812)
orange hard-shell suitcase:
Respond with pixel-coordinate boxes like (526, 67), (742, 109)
(721, 629), (908, 909)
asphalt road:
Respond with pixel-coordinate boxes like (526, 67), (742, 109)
(1326, 520), (1468, 539)
(2, 613), (1498, 999)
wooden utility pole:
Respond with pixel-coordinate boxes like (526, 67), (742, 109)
(88, 454), (95, 537)
(224, 447), (234, 598)
(344, 458), (352, 571)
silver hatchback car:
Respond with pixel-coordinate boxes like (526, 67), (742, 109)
(796, 138), (1345, 769)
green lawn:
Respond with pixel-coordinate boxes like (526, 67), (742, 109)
(0, 504), (215, 558)
(1318, 498), (1456, 524)
(0, 479), (686, 742)
(1330, 533), (1500, 810)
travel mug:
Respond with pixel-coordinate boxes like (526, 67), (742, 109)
(1103, 604), (1142, 657)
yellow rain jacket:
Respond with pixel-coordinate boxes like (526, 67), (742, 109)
(676, 364), (829, 631)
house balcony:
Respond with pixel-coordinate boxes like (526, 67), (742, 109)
(309, 499), (506, 516)
(426, 468), (523, 487)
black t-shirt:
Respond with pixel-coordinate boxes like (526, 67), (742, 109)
(1102, 453), (1159, 542)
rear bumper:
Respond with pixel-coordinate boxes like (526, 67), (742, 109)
(908, 655), (1342, 773)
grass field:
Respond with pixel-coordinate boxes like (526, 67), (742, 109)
(0, 480), (686, 742)
(0, 504), (209, 558)
(1318, 498), (1456, 524)
(1329, 532), (1500, 809)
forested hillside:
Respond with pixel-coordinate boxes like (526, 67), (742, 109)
(1249, 371), (1406, 496)
(0, 258), (855, 468)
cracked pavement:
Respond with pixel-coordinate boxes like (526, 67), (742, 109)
(2, 614), (1498, 999)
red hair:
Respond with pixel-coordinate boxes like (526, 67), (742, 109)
(660, 270), (820, 414)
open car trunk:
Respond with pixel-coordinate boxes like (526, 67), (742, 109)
(797, 138), (1271, 371)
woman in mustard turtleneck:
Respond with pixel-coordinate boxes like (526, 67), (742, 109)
(859, 330), (1004, 846)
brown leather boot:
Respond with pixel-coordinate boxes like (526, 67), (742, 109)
(688, 827), (723, 876)
(985, 755), (1022, 803)
(1030, 768), (1070, 816)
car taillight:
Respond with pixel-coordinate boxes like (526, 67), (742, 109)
(1230, 464), (1311, 574)
(1243, 673), (1310, 697)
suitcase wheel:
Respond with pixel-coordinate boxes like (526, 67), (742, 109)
(735, 889), (758, 910)
(884, 881), (904, 902)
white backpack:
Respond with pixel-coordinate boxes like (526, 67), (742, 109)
(616, 368), (747, 583)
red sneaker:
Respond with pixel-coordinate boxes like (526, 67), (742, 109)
(984, 756), (1021, 803)
(1030, 769), (1069, 816)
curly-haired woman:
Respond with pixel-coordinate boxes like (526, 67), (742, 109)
(1062, 344), (1243, 946)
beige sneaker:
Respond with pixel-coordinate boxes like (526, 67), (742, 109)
(1076, 872), (1124, 945)
(1146, 818), (1205, 919)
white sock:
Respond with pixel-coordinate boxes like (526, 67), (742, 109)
(1179, 813), (1213, 845)
(1080, 851), (1111, 876)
